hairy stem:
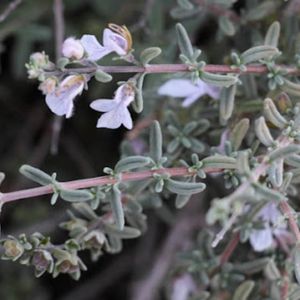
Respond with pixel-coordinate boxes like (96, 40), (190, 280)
(48, 63), (300, 75)
(0, 167), (219, 204)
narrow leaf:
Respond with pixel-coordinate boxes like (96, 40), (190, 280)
(201, 72), (237, 87)
(230, 118), (250, 151)
(149, 121), (163, 164)
(60, 188), (94, 202)
(241, 45), (279, 64)
(202, 155), (236, 169)
(264, 98), (287, 129)
(269, 145), (300, 162)
(19, 165), (53, 186)
(176, 23), (194, 61)
(95, 69), (112, 83)
(233, 281), (255, 300)
(110, 185), (124, 230)
(140, 47), (161, 65)
(255, 116), (274, 147)
(264, 21), (281, 47)
(115, 156), (151, 173)
(219, 85), (236, 120)
(166, 179), (206, 195)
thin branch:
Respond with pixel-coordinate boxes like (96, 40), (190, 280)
(47, 63), (300, 76)
(0, 167), (220, 205)
(0, 0), (22, 23)
(51, 0), (65, 155)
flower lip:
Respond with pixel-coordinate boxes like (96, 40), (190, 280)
(108, 23), (132, 51)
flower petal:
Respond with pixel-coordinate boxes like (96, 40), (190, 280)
(96, 104), (133, 129)
(158, 79), (200, 98)
(80, 35), (111, 61)
(249, 226), (273, 252)
(90, 99), (118, 112)
(46, 78), (84, 118)
(182, 92), (203, 107)
(103, 29), (127, 56)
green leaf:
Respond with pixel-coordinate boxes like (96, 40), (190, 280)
(241, 45), (279, 64)
(201, 72), (237, 87)
(177, 0), (194, 10)
(110, 185), (124, 230)
(165, 179), (206, 195)
(115, 156), (151, 173)
(140, 47), (162, 65)
(60, 188), (94, 202)
(176, 23), (194, 61)
(230, 118), (250, 151)
(19, 165), (53, 186)
(175, 194), (191, 208)
(219, 15), (235, 36)
(269, 145), (300, 162)
(255, 116), (274, 147)
(281, 78), (300, 97)
(244, 1), (277, 22)
(219, 85), (236, 120)
(103, 224), (141, 239)
(253, 183), (285, 201)
(264, 21), (281, 47)
(233, 281), (255, 300)
(264, 98), (287, 129)
(202, 155), (236, 169)
(149, 121), (163, 164)
(95, 69), (113, 83)
(132, 73), (146, 113)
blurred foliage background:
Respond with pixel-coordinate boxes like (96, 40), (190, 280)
(0, 0), (296, 299)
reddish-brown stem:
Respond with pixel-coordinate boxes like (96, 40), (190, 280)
(55, 63), (300, 75)
(219, 232), (240, 265)
(0, 167), (220, 205)
(280, 201), (300, 242)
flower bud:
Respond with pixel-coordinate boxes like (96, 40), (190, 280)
(83, 230), (106, 249)
(30, 52), (49, 68)
(39, 77), (57, 95)
(62, 37), (84, 60)
(32, 249), (54, 276)
(3, 239), (24, 260)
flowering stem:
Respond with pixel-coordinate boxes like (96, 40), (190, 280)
(53, 63), (300, 75)
(0, 167), (219, 205)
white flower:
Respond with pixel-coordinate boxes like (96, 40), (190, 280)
(90, 83), (135, 129)
(45, 75), (85, 118)
(170, 274), (196, 300)
(62, 37), (84, 60)
(249, 202), (293, 252)
(80, 24), (132, 61)
(158, 78), (220, 107)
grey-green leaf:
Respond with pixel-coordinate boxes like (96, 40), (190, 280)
(140, 47), (162, 65)
(202, 155), (236, 169)
(264, 21), (280, 47)
(230, 118), (250, 151)
(149, 121), (163, 164)
(19, 165), (53, 186)
(110, 185), (124, 230)
(233, 281), (255, 300)
(60, 188), (94, 202)
(241, 45), (279, 64)
(201, 72), (238, 87)
(176, 23), (194, 61)
(166, 179), (206, 195)
(95, 69), (113, 83)
(219, 85), (236, 120)
(115, 156), (151, 173)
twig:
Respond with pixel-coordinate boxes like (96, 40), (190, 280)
(0, 166), (220, 205)
(47, 63), (300, 75)
(0, 0), (22, 23)
(219, 232), (240, 265)
(51, 0), (65, 155)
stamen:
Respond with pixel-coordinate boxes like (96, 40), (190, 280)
(108, 23), (132, 51)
